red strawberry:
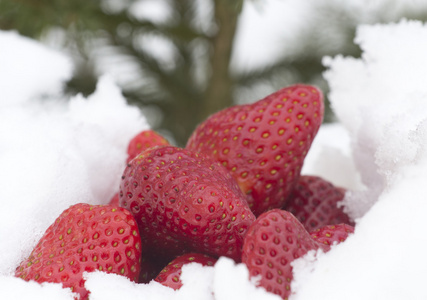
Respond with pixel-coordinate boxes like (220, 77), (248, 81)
(108, 192), (120, 206)
(138, 255), (168, 284)
(242, 209), (353, 300)
(127, 130), (169, 163)
(283, 175), (354, 231)
(155, 253), (217, 290)
(186, 84), (324, 216)
(15, 203), (142, 300)
(120, 145), (256, 263)
(310, 223), (354, 247)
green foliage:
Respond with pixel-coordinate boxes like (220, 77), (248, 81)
(3, 0), (427, 145)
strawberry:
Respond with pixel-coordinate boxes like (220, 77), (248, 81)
(15, 203), (142, 300)
(108, 192), (120, 206)
(283, 175), (354, 231)
(310, 223), (354, 247)
(109, 131), (169, 207)
(119, 145), (256, 263)
(127, 130), (169, 163)
(138, 255), (168, 284)
(186, 84), (324, 216)
(242, 209), (353, 300)
(155, 253), (217, 290)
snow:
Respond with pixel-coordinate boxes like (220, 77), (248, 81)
(0, 31), (148, 278)
(0, 275), (76, 299)
(231, 0), (311, 71)
(231, 0), (427, 72)
(84, 257), (280, 300)
(2, 14), (427, 300)
(291, 19), (427, 299)
(301, 123), (363, 190)
(0, 31), (72, 105)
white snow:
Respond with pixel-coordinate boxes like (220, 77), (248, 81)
(84, 257), (280, 300)
(0, 31), (148, 279)
(3, 12), (427, 300)
(231, 0), (427, 72)
(301, 123), (363, 190)
(0, 31), (73, 105)
(231, 0), (311, 71)
(291, 19), (427, 299)
(212, 257), (281, 300)
(0, 275), (77, 299)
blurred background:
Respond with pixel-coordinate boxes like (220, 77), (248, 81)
(2, 0), (427, 146)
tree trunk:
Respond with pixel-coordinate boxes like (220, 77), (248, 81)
(201, 0), (239, 121)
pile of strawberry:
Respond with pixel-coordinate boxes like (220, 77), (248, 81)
(15, 84), (355, 300)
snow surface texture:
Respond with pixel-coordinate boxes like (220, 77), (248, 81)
(292, 19), (427, 299)
(2, 18), (427, 300)
(84, 258), (280, 300)
(0, 31), (148, 277)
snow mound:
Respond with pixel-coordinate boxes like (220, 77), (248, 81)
(84, 257), (280, 300)
(0, 30), (148, 278)
(291, 19), (427, 300)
